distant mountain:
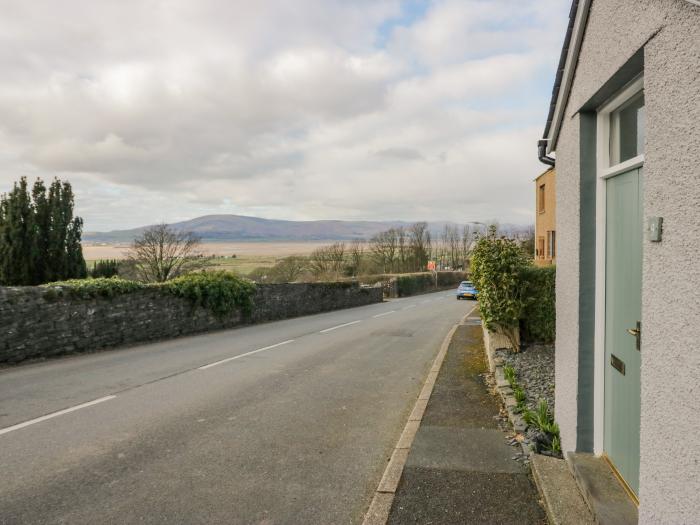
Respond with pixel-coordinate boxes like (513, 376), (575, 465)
(84, 214), (414, 243)
(83, 214), (531, 243)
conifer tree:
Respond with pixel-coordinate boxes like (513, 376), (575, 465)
(0, 176), (87, 285)
(0, 177), (36, 285)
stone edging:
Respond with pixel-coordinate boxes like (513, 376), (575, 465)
(492, 358), (532, 458)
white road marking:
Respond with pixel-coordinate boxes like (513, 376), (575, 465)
(319, 320), (361, 333)
(198, 339), (295, 370)
(0, 395), (117, 436)
(372, 310), (396, 318)
(421, 299), (432, 304)
(403, 304), (417, 310)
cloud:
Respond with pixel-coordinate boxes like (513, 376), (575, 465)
(0, 0), (569, 230)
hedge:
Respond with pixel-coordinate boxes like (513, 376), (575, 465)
(396, 273), (434, 296)
(519, 266), (556, 343)
(42, 272), (256, 318)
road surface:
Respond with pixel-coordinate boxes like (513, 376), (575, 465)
(0, 290), (475, 524)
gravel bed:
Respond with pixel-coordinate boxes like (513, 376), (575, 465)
(496, 343), (555, 413)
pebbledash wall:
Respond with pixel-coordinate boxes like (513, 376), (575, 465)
(0, 282), (382, 365)
(550, 0), (699, 522)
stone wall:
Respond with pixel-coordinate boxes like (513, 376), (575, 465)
(0, 282), (382, 365)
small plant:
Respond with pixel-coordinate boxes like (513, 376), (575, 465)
(503, 365), (516, 386)
(513, 386), (527, 414)
(523, 399), (561, 455)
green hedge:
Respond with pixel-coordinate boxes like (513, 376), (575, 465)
(519, 266), (556, 343)
(42, 272), (256, 318)
(396, 273), (434, 296)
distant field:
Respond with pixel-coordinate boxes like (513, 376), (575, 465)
(83, 241), (333, 275)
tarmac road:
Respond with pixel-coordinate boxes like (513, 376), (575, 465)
(0, 290), (475, 525)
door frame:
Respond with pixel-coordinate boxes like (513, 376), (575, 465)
(593, 75), (644, 455)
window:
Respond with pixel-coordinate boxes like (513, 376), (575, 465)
(547, 231), (556, 259)
(537, 237), (545, 258)
(610, 91), (645, 165)
(539, 184), (546, 213)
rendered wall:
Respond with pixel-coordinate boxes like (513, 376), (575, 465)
(0, 282), (382, 365)
(553, 0), (700, 522)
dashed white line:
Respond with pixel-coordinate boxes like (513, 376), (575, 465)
(420, 299), (432, 304)
(198, 339), (295, 370)
(319, 320), (361, 333)
(403, 304), (417, 310)
(0, 395), (117, 436)
(372, 310), (396, 318)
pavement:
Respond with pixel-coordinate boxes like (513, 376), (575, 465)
(0, 290), (474, 525)
(385, 315), (546, 524)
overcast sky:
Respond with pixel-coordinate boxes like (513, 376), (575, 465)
(0, 0), (569, 231)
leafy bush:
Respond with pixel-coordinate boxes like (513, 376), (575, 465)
(162, 271), (256, 318)
(396, 273), (435, 296)
(42, 277), (145, 299)
(519, 266), (556, 343)
(90, 259), (120, 278)
(471, 235), (528, 350)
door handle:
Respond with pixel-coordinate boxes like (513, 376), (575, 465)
(626, 321), (641, 351)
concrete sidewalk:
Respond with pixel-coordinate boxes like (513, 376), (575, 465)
(386, 316), (546, 524)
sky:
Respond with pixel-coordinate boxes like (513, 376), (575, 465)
(0, 0), (570, 232)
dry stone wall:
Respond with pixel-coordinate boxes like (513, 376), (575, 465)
(0, 282), (381, 365)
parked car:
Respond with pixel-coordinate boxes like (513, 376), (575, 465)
(456, 280), (478, 300)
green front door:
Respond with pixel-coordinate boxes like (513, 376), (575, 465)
(604, 167), (642, 496)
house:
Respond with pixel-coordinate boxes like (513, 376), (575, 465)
(537, 0), (699, 523)
(534, 168), (556, 266)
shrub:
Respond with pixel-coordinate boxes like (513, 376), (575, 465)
(519, 266), (556, 343)
(470, 235), (528, 350)
(90, 259), (120, 278)
(436, 271), (469, 287)
(162, 271), (256, 318)
(42, 276), (145, 299)
(396, 273), (435, 296)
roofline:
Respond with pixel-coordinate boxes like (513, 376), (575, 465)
(533, 167), (555, 182)
(542, 0), (592, 154)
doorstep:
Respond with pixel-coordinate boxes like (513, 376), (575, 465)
(530, 453), (594, 525)
(566, 452), (638, 525)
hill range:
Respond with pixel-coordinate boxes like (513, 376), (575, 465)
(84, 215), (422, 243)
(84, 214), (528, 243)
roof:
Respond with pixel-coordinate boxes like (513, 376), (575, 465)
(541, 0), (592, 154)
(542, 0), (579, 142)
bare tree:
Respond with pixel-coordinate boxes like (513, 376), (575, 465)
(370, 229), (398, 273)
(310, 242), (345, 278)
(348, 239), (365, 277)
(443, 224), (461, 270)
(396, 227), (409, 273)
(270, 255), (308, 282)
(461, 225), (474, 269)
(328, 242), (346, 275)
(408, 222), (431, 271)
(126, 223), (207, 282)
(310, 245), (333, 276)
